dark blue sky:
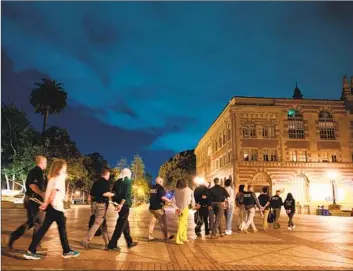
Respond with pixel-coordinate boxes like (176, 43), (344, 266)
(2, 2), (353, 176)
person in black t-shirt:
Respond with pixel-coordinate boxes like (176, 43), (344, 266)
(284, 193), (296, 230)
(148, 177), (174, 241)
(194, 180), (211, 237)
(258, 187), (271, 231)
(270, 190), (284, 229)
(81, 169), (114, 249)
(8, 156), (47, 252)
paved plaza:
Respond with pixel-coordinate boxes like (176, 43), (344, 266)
(1, 205), (353, 270)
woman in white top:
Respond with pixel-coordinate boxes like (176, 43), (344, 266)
(24, 159), (80, 260)
(172, 179), (194, 245)
(224, 179), (235, 235)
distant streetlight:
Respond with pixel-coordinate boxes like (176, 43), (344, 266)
(194, 176), (205, 186)
(75, 191), (80, 196)
(327, 171), (338, 205)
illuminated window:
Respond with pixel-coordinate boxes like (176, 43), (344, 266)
(319, 111), (335, 140)
(244, 150), (249, 161)
(250, 150), (258, 161)
(270, 150), (277, 161)
(290, 150), (297, 162)
(321, 152), (329, 162)
(331, 154), (337, 162)
(263, 149), (269, 161)
(243, 126), (256, 138)
(243, 127), (249, 138)
(288, 110), (305, 139)
(298, 151), (308, 162)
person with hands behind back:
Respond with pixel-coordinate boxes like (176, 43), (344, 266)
(24, 159), (80, 260)
(107, 168), (138, 252)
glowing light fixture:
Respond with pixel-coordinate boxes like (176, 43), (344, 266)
(194, 176), (205, 185)
(327, 170), (338, 180)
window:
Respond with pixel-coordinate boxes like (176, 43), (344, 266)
(298, 151), (308, 162)
(331, 154), (337, 162)
(319, 111), (335, 140)
(288, 110), (305, 139)
(270, 150), (277, 161)
(243, 127), (249, 138)
(290, 150), (297, 162)
(262, 127), (268, 138)
(250, 150), (258, 161)
(321, 152), (329, 162)
(223, 131), (226, 145)
(219, 136), (222, 148)
(268, 126), (275, 138)
(227, 128), (231, 141)
(263, 149), (269, 161)
(244, 150), (249, 161)
(250, 127), (256, 138)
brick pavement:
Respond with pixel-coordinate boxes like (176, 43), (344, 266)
(1, 205), (353, 270)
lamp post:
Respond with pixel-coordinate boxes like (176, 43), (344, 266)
(327, 171), (337, 205)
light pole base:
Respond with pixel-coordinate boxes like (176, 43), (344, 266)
(328, 203), (341, 211)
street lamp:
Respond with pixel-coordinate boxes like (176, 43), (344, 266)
(327, 171), (338, 205)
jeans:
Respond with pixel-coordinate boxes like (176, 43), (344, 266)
(28, 205), (71, 254)
(83, 203), (109, 245)
(273, 208), (281, 229)
(244, 207), (256, 231)
(176, 207), (189, 244)
(108, 205), (133, 248)
(149, 209), (169, 240)
(10, 196), (45, 245)
(287, 212), (294, 227)
(195, 207), (210, 234)
(225, 204), (234, 232)
(211, 202), (224, 236)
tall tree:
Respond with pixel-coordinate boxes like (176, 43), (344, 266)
(83, 152), (109, 182)
(116, 157), (128, 172)
(30, 78), (67, 133)
(130, 154), (145, 180)
(158, 150), (196, 190)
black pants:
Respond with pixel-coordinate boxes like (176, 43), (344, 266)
(10, 196), (44, 244)
(287, 212), (294, 227)
(108, 205), (133, 248)
(195, 207), (209, 234)
(28, 205), (71, 254)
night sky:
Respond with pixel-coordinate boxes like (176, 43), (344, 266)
(2, 2), (353, 176)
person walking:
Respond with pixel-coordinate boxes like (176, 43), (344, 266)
(258, 187), (271, 231)
(270, 190), (284, 229)
(23, 159), (80, 260)
(107, 168), (138, 251)
(209, 178), (229, 238)
(242, 185), (263, 233)
(172, 179), (194, 245)
(9, 156), (48, 252)
(194, 178), (211, 237)
(235, 185), (246, 231)
(148, 177), (174, 241)
(81, 168), (114, 249)
(224, 179), (235, 235)
(284, 193), (296, 230)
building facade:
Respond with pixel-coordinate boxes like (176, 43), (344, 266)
(195, 76), (353, 211)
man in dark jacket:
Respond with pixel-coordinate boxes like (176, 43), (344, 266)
(107, 168), (137, 251)
(194, 179), (211, 237)
(242, 185), (263, 233)
(8, 156), (47, 252)
(270, 190), (284, 229)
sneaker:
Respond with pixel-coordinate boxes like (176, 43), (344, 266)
(8, 237), (14, 250)
(225, 230), (232, 235)
(80, 241), (90, 249)
(196, 233), (202, 238)
(23, 251), (41, 260)
(148, 238), (154, 242)
(253, 229), (258, 233)
(205, 232), (210, 236)
(176, 241), (184, 245)
(168, 235), (175, 240)
(288, 227), (292, 231)
(62, 250), (80, 258)
(128, 242), (138, 249)
(292, 225), (296, 230)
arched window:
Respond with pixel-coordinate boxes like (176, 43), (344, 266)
(318, 111), (335, 140)
(288, 110), (304, 139)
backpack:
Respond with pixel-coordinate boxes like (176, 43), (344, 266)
(236, 193), (244, 205)
(267, 210), (275, 224)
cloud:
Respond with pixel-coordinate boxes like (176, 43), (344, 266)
(2, 1), (353, 156)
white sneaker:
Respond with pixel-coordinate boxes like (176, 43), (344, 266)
(288, 227), (292, 231)
(225, 230), (232, 235)
(292, 225), (296, 230)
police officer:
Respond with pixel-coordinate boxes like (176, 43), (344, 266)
(242, 185), (263, 233)
(8, 155), (47, 252)
(148, 177), (174, 241)
(81, 168), (114, 249)
(270, 190), (284, 229)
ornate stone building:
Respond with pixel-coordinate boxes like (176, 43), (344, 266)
(195, 76), (353, 211)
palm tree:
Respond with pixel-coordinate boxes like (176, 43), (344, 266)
(30, 79), (67, 133)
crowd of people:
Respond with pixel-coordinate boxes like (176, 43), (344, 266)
(7, 155), (296, 261)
